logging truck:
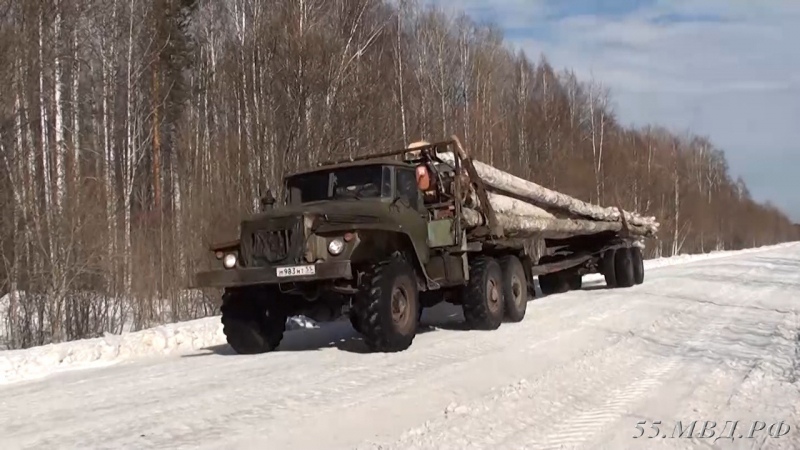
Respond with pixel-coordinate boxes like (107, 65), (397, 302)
(192, 137), (657, 354)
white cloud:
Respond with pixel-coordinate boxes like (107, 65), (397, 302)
(429, 0), (800, 220)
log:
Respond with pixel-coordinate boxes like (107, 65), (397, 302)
(461, 208), (654, 239)
(465, 192), (556, 219)
(438, 151), (659, 230)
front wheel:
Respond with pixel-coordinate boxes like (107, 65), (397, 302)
(355, 258), (420, 352)
(220, 287), (287, 354)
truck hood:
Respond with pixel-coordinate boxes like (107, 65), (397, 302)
(242, 199), (390, 227)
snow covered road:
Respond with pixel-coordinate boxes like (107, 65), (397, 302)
(1, 244), (800, 449)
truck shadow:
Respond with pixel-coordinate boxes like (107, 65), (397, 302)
(186, 302), (478, 356)
(187, 279), (617, 358)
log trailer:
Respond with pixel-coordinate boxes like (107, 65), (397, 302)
(192, 136), (657, 354)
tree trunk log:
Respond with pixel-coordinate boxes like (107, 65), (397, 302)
(465, 191), (555, 218)
(439, 151), (659, 231)
(462, 208), (654, 239)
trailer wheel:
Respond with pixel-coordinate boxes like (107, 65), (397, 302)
(355, 258), (420, 352)
(614, 247), (636, 288)
(499, 255), (527, 322)
(631, 246), (645, 285)
(462, 256), (505, 330)
(601, 248), (617, 288)
(220, 287), (287, 354)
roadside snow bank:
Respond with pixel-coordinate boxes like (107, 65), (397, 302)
(0, 242), (796, 385)
(0, 315), (319, 385)
(0, 317), (225, 385)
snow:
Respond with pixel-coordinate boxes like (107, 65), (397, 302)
(0, 314), (315, 385)
(1, 242), (799, 449)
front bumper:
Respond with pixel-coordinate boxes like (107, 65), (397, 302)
(192, 261), (353, 288)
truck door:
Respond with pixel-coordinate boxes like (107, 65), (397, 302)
(395, 167), (430, 261)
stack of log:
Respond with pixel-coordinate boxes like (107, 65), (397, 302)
(431, 141), (659, 240)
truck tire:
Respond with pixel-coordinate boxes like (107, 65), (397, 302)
(220, 287), (287, 354)
(355, 258), (420, 352)
(351, 304), (419, 334)
(499, 255), (527, 322)
(631, 246), (645, 285)
(462, 256), (505, 330)
(614, 247), (636, 288)
(601, 248), (617, 288)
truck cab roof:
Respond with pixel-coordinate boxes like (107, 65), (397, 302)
(285, 158), (416, 180)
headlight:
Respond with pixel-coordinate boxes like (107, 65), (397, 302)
(328, 238), (345, 255)
(223, 253), (237, 269)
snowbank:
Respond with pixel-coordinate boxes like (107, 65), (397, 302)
(0, 317), (226, 385)
(0, 314), (318, 385)
(0, 242), (796, 386)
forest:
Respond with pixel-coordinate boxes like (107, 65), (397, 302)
(1, 0), (798, 349)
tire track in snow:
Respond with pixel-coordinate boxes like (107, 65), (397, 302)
(240, 293), (641, 413)
(498, 309), (728, 449)
(618, 269), (800, 450)
(372, 338), (654, 450)
(528, 358), (682, 450)
(248, 262), (768, 448)
(360, 289), (710, 450)
(227, 286), (653, 414)
(515, 261), (781, 450)
(367, 261), (768, 450)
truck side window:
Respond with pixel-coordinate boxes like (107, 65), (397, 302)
(382, 166), (393, 198)
(396, 168), (420, 210)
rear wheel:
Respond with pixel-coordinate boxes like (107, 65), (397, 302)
(462, 256), (505, 330)
(499, 255), (527, 322)
(601, 248), (617, 288)
(614, 247), (636, 288)
(631, 246), (645, 285)
(355, 258), (420, 352)
(220, 287), (287, 354)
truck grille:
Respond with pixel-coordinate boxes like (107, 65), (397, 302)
(239, 217), (303, 267)
(251, 230), (289, 263)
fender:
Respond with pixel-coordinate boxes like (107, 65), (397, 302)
(317, 222), (436, 289)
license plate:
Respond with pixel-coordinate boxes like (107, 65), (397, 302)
(276, 265), (316, 278)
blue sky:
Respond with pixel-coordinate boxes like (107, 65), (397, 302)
(428, 0), (800, 221)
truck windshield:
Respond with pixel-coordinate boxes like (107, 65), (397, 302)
(286, 165), (392, 204)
